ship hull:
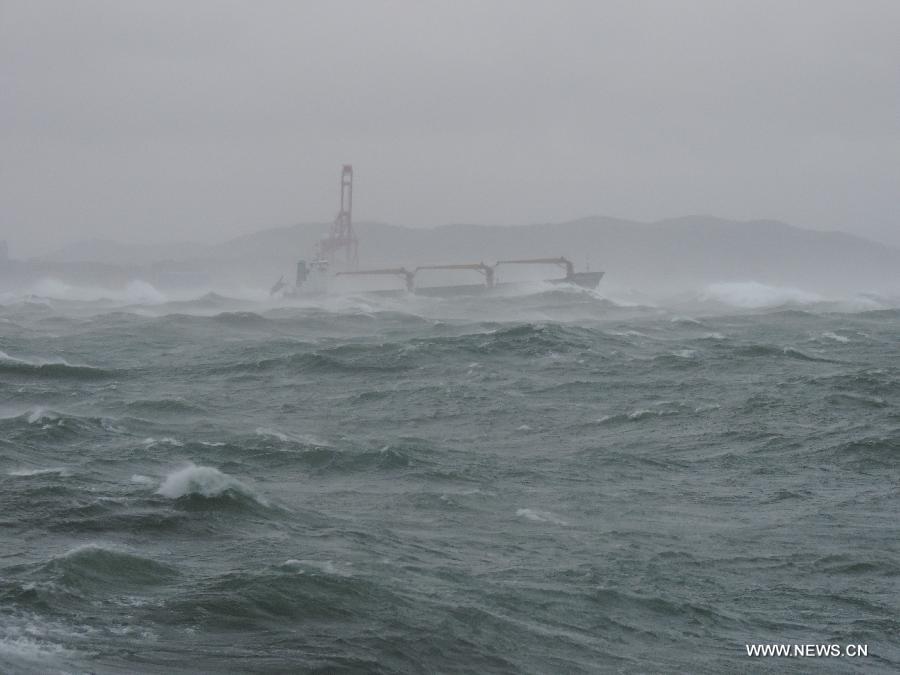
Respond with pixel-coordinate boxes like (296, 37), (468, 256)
(395, 271), (605, 298)
(285, 272), (604, 298)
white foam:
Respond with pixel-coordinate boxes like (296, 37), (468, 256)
(25, 407), (58, 425)
(0, 635), (76, 671)
(255, 427), (290, 442)
(25, 277), (167, 304)
(516, 508), (569, 525)
(156, 463), (263, 502)
(7, 467), (70, 477)
(59, 542), (124, 558)
(255, 427), (330, 447)
(702, 281), (822, 308)
(821, 331), (850, 343)
(141, 437), (184, 447)
(281, 559), (342, 575)
(0, 351), (100, 371)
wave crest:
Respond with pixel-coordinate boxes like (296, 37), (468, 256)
(156, 464), (264, 503)
(0, 351), (112, 379)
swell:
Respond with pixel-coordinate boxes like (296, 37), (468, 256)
(43, 544), (179, 591)
(712, 343), (840, 363)
(1, 544), (179, 612)
(152, 565), (390, 628)
(820, 432), (900, 468)
(0, 408), (135, 443)
(206, 322), (602, 375)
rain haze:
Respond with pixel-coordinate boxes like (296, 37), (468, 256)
(2, 0), (899, 256)
(1, 4), (900, 674)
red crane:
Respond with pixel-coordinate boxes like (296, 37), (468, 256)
(318, 165), (358, 270)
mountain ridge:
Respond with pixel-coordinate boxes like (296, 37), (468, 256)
(13, 215), (899, 294)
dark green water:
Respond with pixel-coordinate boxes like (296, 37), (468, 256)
(1, 286), (898, 673)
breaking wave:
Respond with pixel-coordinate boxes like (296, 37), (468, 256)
(156, 464), (265, 503)
(696, 281), (896, 312)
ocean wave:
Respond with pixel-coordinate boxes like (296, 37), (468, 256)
(141, 436), (185, 448)
(124, 397), (206, 414)
(19, 278), (167, 305)
(811, 554), (900, 577)
(825, 392), (888, 408)
(284, 444), (426, 474)
(822, 433), (900, 468)
(254, 427), (331, 447)
(0, 350), (114, 379)
(811, 369), (900, 398)
(0, 407), (130, 441)
(212, 346), (412, 375)
(516, 508), (569, 525)
(702, 281), (823, 308)
(820, 331), (850, 343)
(156, 464), (266, 504)
(7, 467), (70, 478)
(592, 406), (684, 426)
(154, 566), (393, 629)
(43, 543), (179, 591)
(0, 631), (79, 675)
(729, 344), (838, 363)
(400, 322), (597, 358)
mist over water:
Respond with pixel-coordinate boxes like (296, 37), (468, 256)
(4, 0), (899, 669)
(1, 282), (897, 673)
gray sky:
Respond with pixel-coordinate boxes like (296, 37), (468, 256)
(2, 0), (898, 256)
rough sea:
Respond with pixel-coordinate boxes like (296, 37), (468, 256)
(1, 281), (898, 674)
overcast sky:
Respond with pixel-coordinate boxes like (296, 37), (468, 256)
(2, 0), (898, 256)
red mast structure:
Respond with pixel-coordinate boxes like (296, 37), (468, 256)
(318, 164), (358, 270)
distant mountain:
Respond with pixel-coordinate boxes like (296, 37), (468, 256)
(29, 216), (900, 293)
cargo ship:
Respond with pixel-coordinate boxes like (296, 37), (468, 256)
(272, 166), (604, 297)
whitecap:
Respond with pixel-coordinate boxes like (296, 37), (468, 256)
(26, 407), (58, 424)
(156, 463), (264, 503)
(7, 467), (70, 477)
(821, 331), (850, 343)
(255, 427), (290, 442)
(141, 437), (184, 447)
(280, 559), (348, 576)
(255, 427), (330, 447)
(0, 351), (97, 371)
(516, 508), (568, 526)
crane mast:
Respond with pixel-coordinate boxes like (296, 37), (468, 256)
(318, 164), (358, 270)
